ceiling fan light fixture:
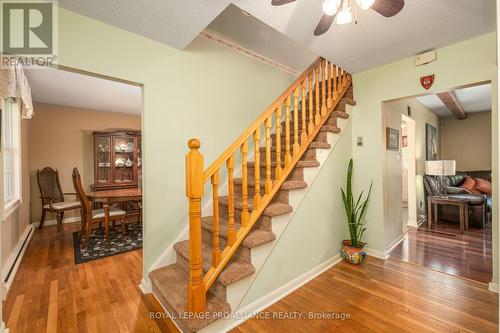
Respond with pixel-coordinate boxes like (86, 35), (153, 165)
(336, 7), (352, 24)
(356, 0), (375, 10)
(322, 0), (341, 16)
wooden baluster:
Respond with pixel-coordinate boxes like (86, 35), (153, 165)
(227, 155), (236, 246)
(293, 88), (299, 156)
(321, 60), (327, 117)
(284, 95), (292, 166)
(186, 139), (206, 313)
(327, 61), (333, 108)
(341, 68), (346, 88)
(253, 129), (261, 209)
(211, 171), (221, 267)
(275, 107), (282, 179)
(315, 66), (321, 126)
(241, 141), (249, 227)
(333, 64), (338, 101)
(308, 73), (314, 135)
(265, 116), (273, 194)
(301, 80), (307, 145)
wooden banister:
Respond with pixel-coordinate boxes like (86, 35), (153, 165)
(202, 58), (323, 182)
(185, 139), (206, 312)
(185, 57), (352, 313)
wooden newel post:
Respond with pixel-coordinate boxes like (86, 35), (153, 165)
(185, 138), (206, 313)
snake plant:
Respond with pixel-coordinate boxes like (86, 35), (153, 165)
(341, 158), (372, 248)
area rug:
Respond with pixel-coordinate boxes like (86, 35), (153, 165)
(72, 224), (142, 264)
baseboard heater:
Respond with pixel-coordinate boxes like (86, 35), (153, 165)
(3, 226), (33, 284)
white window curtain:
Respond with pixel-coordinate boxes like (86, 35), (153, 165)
(0, 63), (33, 119)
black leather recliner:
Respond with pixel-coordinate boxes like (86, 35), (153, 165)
(423, 170), (491, 228)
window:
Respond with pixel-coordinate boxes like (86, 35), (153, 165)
(2, 98), (21, 215)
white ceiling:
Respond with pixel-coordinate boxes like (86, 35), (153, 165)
(25, 67), (141, 115)
(416, 83), (492, 118)
(207, 4), (317, 73)
(58, 0), (496, 73)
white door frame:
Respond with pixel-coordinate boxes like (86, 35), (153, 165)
(402, 114), (418, 227)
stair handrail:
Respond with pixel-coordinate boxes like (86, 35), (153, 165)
(185, 57), (352, 312)
(203, 57), (323, 182)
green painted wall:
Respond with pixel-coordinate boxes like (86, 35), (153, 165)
(56, 8), (296, 276)
(351, 33), (498, 283)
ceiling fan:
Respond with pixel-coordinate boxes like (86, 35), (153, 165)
(271, 0), (405, 36)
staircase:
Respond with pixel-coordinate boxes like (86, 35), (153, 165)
(149, 57), (355, 332)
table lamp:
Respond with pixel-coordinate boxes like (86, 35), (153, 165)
(425, 160), (456, 197)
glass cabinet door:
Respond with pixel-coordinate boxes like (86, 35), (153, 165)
(113, 136), (135, 183)
(96, 136), (111, 184)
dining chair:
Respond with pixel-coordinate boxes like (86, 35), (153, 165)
(72, 167), (126, 247)
(37, 167), (81, 231)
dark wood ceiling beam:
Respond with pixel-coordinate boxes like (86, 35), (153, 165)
(437, 91), (467, 120)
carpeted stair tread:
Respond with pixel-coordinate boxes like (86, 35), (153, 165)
(260, 144), (323, 153)
(242, 229), (276, 248)
(332, 111), (349, 119)
(201, 217), (276, 249)
(342, 97), (356, 106)
(309, 141), (331, 149)
(280, 109), (346, 126)
(149, 264), (230, 332)
(218, 196), (292, 217)
(174, 240), (255, 286)
(280, 180), (308, 191)
(297, 159), (320, 168)
(321, 125), (341, 133)
(234, 177), (307, 190)
(247, 160), (319, 168)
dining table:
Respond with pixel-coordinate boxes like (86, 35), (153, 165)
(86, 187), (142, 241)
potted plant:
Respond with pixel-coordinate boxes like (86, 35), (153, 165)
(340, 158), (372, 264)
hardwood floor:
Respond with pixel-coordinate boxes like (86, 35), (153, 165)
(389, 221), (492, 283)
(233, 258), (498, 333)
(4, 223), (497, 333)
(2, 223), (177, 333)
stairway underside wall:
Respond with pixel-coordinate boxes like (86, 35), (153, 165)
(238, 121), (352, 308)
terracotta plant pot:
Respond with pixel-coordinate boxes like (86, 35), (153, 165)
(340, 240), (367, 265)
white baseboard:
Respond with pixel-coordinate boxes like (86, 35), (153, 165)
(365, 234), (405, 261)
(385, 234), (405, 255)
(1, 224), (34, 294)
(32, 216), (81, 227)
(140, 276), (152, 294)
(488, 282), (499, 293)
(1, 322), (8, 333)
(202, 255), (342, 333)
(365, 247), (388, 260)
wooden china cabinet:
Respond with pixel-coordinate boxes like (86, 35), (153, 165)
(91, 129), (142, 216)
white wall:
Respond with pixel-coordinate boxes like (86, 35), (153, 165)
(352, 33), (498, 282)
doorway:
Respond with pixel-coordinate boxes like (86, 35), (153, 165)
(387, 82), (493, 284)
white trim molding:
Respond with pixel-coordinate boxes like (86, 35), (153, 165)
(488, 282), (499, 293)
(1, 321), (9, 333)
(200, 30), (301, 77)
(201, 255), (343, 333)
(31, 216), (81, 228)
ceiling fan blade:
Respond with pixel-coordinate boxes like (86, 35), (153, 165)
(314, 14), (336, 36)
(271, 0), (297, 6)
(371, 0), (404, 17)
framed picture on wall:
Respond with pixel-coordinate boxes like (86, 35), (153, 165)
(426, 123), (438, 160)
(386, 127), (399, 151)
